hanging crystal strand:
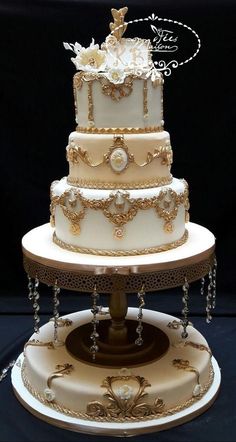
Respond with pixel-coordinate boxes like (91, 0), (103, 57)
(27, 275), (34, 302)
(206, 269), (213, 323)
(31, 276), (40, 333)
(90, 284), (100, 360)
(181, 277), (190, 338)
(52, 280), (63, 347)
(211, 257), (217, 310)
(135, 285), (146, 346)
(200, 277), (205, 296)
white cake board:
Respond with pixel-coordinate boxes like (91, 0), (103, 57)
(22, 222), (215, 274)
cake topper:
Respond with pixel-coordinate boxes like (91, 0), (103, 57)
(64, 7), (201, 77)
(109, 7), (128, 41)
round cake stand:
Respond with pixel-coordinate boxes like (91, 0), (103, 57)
(12, 221), (220, 435)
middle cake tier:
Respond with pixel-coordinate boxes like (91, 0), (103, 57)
(50, 177), (189, 256)
(66, 130), (172, 190)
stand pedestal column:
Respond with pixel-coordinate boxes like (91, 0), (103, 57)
(108, 275), (127, 345)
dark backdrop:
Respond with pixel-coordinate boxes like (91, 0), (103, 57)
(0, 0), (235, 295)
(0, 1), (236, 442)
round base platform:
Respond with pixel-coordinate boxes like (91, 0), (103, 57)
(12, 308), (220, 437)
(12, 356), (220, 437)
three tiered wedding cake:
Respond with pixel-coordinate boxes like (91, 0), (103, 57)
(50, 7), (190, 256)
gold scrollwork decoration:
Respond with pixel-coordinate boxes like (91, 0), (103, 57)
(50, 184), (189, 237)
(86, 375), (164, 419)
(184, 341), (212, 356)
(47, 363), (74, 389)
(24, 339), (54, 356)
(99, 75), (133, 101)
(66, 136), (172, 171)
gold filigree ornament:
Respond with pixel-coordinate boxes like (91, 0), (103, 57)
(50, 185), (189, 237)
(86, 374), (164, 419)
(99, 75), (133, 101)
(51, 188), (86, 235)
(66, 136), (172, 172)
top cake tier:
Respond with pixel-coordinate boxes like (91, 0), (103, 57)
(74, 70), (163, 133)
(64, 6), (164, 133)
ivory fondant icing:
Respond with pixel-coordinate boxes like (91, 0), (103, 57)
(66, 131), (172, 188)
(74, 75), (163, 129)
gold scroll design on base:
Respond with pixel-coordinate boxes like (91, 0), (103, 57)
(23, 339), (54, 356)
(184, 341), (212, 357)
(66, 137), (173, 172)
(172, 359), (200, 384)
(21, 362), (214, 422)
(86, 375), (164, 419)
(47, 364), (74, 390)
(50, 184), (189, 237)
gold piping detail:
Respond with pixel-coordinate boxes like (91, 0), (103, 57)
(67, 176), (172, 190)
(143, 78), (148, 119)
(52, 229), (189, 256)
(87, 80), (94, 125)
(21, 362), (214, 422)
(76, 126), (163, 134)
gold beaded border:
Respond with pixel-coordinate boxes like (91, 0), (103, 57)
(21, 361), (214, 423)
(67, 175), (173, 190)
(76, 126), (163, 134)
(52, 229), (189, 256)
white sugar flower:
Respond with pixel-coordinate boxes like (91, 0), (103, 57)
(105, 35), (118, 48)
(193, 383), (202, 397)
(106, 68), (126, 84)
(44, 388), (55, 402)
(117, 384), (133, 400)
(70, 39), (107, 72)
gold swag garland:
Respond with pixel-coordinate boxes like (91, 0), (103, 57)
(50, 182), (189, 237)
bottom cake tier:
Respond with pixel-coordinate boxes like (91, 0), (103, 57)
(22, 309), (214, 423)
(50, 177), (190, 256)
